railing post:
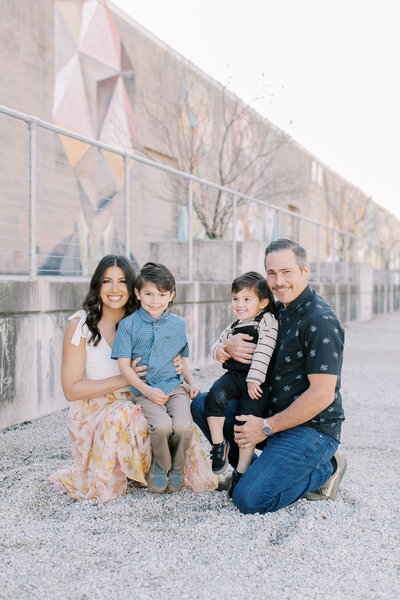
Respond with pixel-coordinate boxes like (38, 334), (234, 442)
(297, 214), (301, 245)
(124, 154), (131, 259)
(232, 194), (237, 279)
(188, 178), (193, 281)
(316, 224), (321, 284)
(383, 243), (388, 313)
(28, 118), (38, 278)
(344, 234), (348, 283)
(331, 230), (336, 283)
(344, 234), (351, 321)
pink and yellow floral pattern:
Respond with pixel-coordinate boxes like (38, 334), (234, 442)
(49, 392), (218, 502)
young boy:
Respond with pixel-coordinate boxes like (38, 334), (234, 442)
(206, 271), (278, 496)
(111, 262), (199, 494)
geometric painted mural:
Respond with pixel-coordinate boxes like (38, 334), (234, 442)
(40, 0), (137, 274)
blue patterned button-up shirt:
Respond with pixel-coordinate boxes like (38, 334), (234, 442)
(111, 307), (189, 395)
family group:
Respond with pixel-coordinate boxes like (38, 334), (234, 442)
(49, 238), (346, 513)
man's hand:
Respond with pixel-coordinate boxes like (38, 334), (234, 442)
(226, 334), (256, 364)
(234, 414), (267, 448)
(131, 357), (147, 379)
(215, 344), (230, 363)
(146, 387), (169, 405)
(247, 381), (263, 400)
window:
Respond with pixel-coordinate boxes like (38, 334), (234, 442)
(288, 204), (300, 240)
(311, 159), (323, 186)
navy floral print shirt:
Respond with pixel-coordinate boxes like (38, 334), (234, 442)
(267, 285), (345, 441)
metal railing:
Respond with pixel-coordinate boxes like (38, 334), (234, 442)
(1, 103), (399, 283)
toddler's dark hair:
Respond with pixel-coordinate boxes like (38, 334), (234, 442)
(135, 262), (176, 307)
(231, 271), (276, 315)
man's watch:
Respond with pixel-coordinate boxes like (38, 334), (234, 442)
(262, 418), (273, 438)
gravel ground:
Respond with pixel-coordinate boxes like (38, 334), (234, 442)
(1, 313), (400, 600)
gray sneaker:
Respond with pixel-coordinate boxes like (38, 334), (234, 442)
(147, 458), (168, 493)
(167, 468), (184, 493)
(305, 453), (347, 501)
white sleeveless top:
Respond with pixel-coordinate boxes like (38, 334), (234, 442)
(69, 310), (130, 392)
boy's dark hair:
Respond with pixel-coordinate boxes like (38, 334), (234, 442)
(135, 262), (176, 306)
(231, 271), (276, 315)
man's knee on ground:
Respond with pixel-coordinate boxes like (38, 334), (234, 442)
(232, 482), (280, 515)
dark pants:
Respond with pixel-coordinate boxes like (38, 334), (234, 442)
(205, 371), (268, 421)
(191, 393), (338, 514)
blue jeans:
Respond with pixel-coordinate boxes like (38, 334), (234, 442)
(191, 393), (339, 514)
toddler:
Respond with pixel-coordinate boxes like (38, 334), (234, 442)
(206, 271), (278, 496)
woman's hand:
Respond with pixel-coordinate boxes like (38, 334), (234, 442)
(131, 357), (147, 379)
(188, 382), (201, 400)
(173, 354), (183, 375)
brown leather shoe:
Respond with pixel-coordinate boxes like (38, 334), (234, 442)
(305, 453), (347, 501)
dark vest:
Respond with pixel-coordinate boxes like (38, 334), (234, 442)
(223, 310), (266, 372)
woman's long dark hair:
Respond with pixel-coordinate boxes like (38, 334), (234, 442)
(83, 255), (138, 346)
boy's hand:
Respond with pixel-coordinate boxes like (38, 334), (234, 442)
(146, 387), (169, 405)
(215, 344), (230, 363)
(173, 354), (183, 375)
(188, 383), (201, 400)
(131, 357), (147, 379)
(247, 381), (263, 400)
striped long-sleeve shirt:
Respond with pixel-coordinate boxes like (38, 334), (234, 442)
(211, 311), (279, 384)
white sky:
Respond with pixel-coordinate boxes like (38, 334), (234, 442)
(112, 0), (400, 220)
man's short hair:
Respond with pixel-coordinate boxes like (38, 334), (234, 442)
(264, 239), (307, 270)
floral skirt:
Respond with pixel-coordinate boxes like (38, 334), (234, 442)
(49, 392), (217, 502)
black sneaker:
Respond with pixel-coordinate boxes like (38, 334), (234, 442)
(227, 469), (243, 498)
(210, 440), (230, 474)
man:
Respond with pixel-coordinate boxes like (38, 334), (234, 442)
(191, 238), (346, 513)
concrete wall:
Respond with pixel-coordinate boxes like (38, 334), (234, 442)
(0, 279), (86, 428)
(1, 265), (399, 429)
(0, 278), (231, 429)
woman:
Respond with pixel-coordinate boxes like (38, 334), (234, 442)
(49, 255), (217, 502)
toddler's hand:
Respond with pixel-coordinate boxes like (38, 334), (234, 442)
(188, 383), (200, 400)
(215, 344), (230, 363)
(146, 387), (169, 405)
(247, 381), (263, 400)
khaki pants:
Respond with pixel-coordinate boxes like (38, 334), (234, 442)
(133, 384), (193, 472)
